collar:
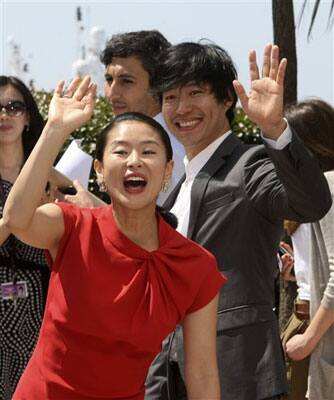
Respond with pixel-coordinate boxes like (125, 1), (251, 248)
(184, 130), (232, 182)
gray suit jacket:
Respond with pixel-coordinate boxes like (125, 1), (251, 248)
(145, 132), (332, 400)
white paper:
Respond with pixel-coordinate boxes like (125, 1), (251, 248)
(55, 140), (93, 189)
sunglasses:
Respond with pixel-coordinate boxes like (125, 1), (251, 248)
(0, 100), (26, 117)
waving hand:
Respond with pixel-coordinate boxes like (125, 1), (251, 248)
(48, 76), (96, 136)
(233, 44), (287, 139)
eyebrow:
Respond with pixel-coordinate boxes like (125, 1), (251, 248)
(105, 73), (136, 80)
(110, 139), (160, 146)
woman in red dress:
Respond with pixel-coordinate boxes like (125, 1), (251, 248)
(4, 77), (225, 400)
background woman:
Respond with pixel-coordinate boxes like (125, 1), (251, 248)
(4, 76), (225, 400)
(284, 99), (334, 399)
(0, 76), (50, 399)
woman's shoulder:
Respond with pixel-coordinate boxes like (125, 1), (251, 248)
(54, 203), (113, 236)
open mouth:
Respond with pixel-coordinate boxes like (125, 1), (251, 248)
(123, 176), (147, 189)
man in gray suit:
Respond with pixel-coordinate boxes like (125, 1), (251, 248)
(145, 42), (332, 399)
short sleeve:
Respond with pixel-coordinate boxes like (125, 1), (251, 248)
(45, 202), (80, 271)
(187, 260), (227, 314)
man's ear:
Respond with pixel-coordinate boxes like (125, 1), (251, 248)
(223, 98), (234, 112)
(151, 93), (162, 115)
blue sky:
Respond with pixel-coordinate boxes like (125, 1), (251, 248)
(1, 0), (333, 103)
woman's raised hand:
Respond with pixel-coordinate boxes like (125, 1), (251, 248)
(48, 76), (97, 135)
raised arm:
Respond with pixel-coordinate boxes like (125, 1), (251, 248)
(236, 44), (331, 222)
(233, 43), (287, 139)
(3, 77), (96, 250)
(182, 294), (220, 399)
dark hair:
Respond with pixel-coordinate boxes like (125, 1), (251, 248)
(285, 99), (334, 172)
(154, 41), (238, 125)
(95, 112), (177, 228)
(96, 112), (173, 162)
(100, 30), (171, 89)
(0, 76), (44, 161)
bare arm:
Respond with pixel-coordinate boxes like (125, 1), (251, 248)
(3, 77), (96, 250)
(183, 294), (220, 399)
(286, 305), (334, 361)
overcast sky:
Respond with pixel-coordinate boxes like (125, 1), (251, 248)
(1, 0), (333, 103)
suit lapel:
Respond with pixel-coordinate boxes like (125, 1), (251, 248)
(187, 134), (241, 239)
(163, 174), (185, 210)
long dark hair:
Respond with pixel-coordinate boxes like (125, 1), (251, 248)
(95, 112), (177, 228)
(285, 99), (334, 172)
(284, 99), (334, 238)
(0, 76), (45, 161)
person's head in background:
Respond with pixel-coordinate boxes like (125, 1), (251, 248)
(155, 41), (238, 159)
(285, 99), (334, 172)
(100, 30), (171, 117)
(0, 76), (44, 163)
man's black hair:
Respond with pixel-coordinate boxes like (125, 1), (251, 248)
(100, 30), (171, 89)
(154, 41), (238, 125)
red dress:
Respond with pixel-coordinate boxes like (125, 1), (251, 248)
(13, 203), (226, 400)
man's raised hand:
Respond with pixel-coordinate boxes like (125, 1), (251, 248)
(233, 44), (287, 139)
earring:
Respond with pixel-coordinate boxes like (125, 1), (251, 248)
(25, 125), (30, 132)
(98, 180), (107, 193)
(161, 180), (169, 193)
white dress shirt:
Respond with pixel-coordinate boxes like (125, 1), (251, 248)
(154, 113), (185, 205)
(291, 224), (311, 301)
(171, 125), (292, 237)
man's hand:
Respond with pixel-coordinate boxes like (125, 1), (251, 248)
(55, 180), (107, 208)
(280, 242), (296, 282)
(233, 43), (287, 139)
